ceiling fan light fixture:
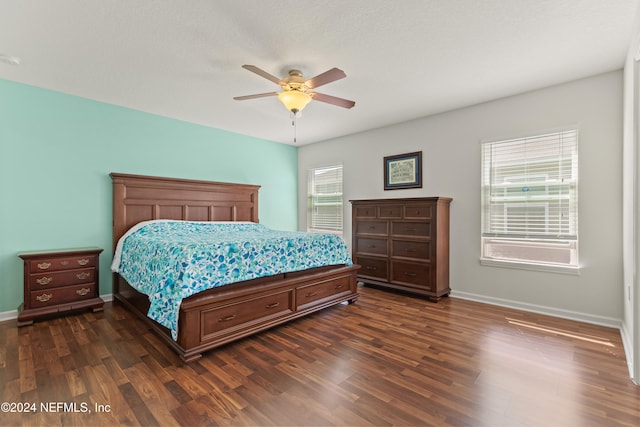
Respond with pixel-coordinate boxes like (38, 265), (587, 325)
(278, 90), (312, 113)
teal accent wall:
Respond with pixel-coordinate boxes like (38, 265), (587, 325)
(0, 79), (298, 313)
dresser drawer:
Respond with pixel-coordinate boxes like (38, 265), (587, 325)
(391, 261), (431, 289)
(296, 275), (352, 310)
(391, 221), (431, 237)
(29, 268), (96, 289)
(201, 290), (294, 337)
(356, 237), (388, 256)
(356, 256), (388, 280)
(378, 205), (402, 219)
(354, 205), (377, 219)
(28, 255), (97, 273)
(29, 283), (97, 308)
(355, 220), (388, 236)
(404, 204), (433, 219)
(391, 240), (431, 260)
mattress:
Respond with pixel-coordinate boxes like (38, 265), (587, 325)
(111, 220), (352, 339)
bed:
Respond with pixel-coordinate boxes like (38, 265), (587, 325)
(111, 173), (360, 362)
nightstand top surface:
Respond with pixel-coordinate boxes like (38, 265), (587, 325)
(18, 247), (103, 259)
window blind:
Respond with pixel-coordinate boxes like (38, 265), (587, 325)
(481, 129), (579, 267)
(307, 165), (343, 234)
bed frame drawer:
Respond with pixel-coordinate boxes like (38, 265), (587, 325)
(295, 275), (352, 311)
(201, 289), (294, 339)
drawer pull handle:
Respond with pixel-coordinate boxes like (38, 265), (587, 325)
(76, 272), (91, 280)
(334, 284), (344, 290)
(36, 293), (53, 302)
(219, 315), (236, 322)
(36, 277), (53, 285)
(305, 292), (318, 298)
(365, 266), (377, 270)
(266, 302), (280, 308)
(77, 259), (90, 266)
(76, 288), (91, 296)
(37, 262), (51, 270)
(60, 261), (69, 266)
(405, 272), (417, 277)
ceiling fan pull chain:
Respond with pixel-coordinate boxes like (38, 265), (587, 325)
(292, 113), (297, 143)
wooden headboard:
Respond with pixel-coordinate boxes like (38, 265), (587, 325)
(111, 173), (260, 251)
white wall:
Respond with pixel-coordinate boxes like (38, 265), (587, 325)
(622, 8), (640, 384)
(299, 71), (623, 326)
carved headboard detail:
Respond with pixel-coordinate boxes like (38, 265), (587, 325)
(110, 173), (260, 251)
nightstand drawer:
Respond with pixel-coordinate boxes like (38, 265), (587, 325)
(29, 283), (97, 309)
(28, 255), (97, 273)
(29, 268), (96, 288)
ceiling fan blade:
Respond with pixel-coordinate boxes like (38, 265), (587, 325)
(305, 68), (347, 89)
(241, 65), (282, 85)
(311, 92), (355, 109)
(233, 92), (279, 100)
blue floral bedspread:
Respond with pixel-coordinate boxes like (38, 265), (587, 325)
(111, 220), (352, 340)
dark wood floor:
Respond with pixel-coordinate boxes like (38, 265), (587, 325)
(1, 285), (638, 426)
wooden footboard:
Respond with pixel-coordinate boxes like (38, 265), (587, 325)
(114, 264), (359, 362)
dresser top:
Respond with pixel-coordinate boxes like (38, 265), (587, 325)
(349, 197), (452, 204)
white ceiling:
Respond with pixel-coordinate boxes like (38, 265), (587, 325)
(1, 0), (638, 145)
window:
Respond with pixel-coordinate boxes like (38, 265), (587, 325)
(481, 129), (579, 271)
(307, 165), (343, 235)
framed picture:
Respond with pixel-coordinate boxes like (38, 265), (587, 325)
(384, 151), (422, 190)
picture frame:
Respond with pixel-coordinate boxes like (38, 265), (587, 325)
(384, 151), (422, 190)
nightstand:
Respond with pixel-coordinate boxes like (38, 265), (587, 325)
(17, 248), (104, 326)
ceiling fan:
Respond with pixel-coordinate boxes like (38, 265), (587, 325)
(233, 64), (356, 115)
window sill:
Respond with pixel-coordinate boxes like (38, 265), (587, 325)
(479, 258), (581, 275)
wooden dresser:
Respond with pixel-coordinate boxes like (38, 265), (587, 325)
(350, 197), (452, 301)
(17, 248), (104, 326)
